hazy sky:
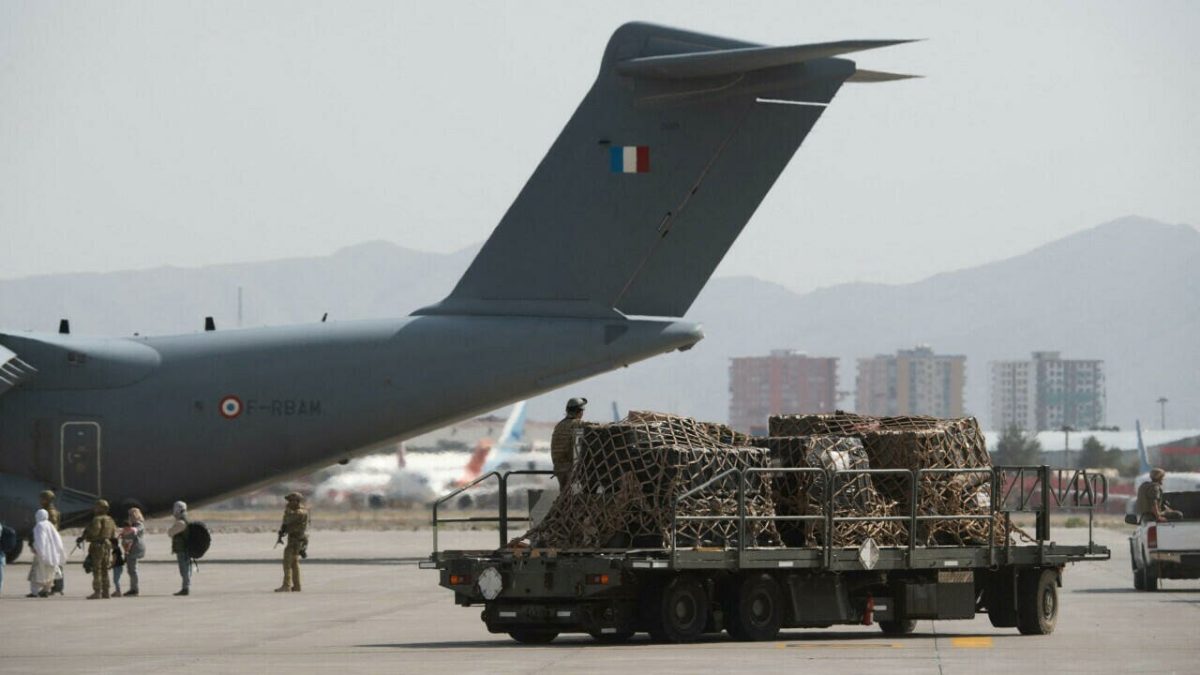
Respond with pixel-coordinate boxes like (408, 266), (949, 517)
(2, 1), (1197, 292)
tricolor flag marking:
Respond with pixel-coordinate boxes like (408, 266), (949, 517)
(610, 146), (650, 173)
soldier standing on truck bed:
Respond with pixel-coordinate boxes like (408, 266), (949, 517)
(551, 398), (588, 491)
(276, 492), (309, 592)
(1136, 468), (1183, 523)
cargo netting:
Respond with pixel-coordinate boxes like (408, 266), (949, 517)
(523, 412), (780, 549)
(517, 410), (1009, 551)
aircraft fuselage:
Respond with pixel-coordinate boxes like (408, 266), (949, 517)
(0, 314), (701, 529)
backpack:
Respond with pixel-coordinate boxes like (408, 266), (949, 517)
(186, 522), (211, 559)
(0, 525), (17, 554)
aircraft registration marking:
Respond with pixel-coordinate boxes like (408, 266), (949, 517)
(244, 399), (323, 417)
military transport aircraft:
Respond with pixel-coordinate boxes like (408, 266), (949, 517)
(0, 22), (914, 550)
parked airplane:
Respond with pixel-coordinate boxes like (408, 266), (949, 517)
(0, 22), (914, 550)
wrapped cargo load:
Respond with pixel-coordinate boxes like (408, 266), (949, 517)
(767, 411), (999, 545)
(524, 413), (779, 549)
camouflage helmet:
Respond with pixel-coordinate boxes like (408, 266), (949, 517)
(566, 397), (588, 412)
(39, 489), (56, 502)
(94, 499), (110, 514)
(285, 491), (305, 503)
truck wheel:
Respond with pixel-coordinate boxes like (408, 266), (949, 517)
(645, 574), (708, 643)
(878, 619), (918, 635)
(725, 574), (782, 641)
(508, 630), (558, 644)
(1016, 569), (1058, 635)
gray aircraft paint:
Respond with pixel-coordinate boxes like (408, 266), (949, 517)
(0, 22), (910, 534)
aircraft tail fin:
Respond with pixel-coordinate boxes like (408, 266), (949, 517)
(1136, 420), (1153, 475)
(417, 23), (914, 319)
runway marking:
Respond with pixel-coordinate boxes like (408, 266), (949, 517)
(777, 642), (903, 649)
(951, 636), (993, 648)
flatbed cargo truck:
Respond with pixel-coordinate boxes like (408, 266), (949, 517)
(422, 466), (1109, 643)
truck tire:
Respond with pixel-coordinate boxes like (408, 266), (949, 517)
(1016, 569), (1058, 635)
(644, 574), (708, 643)
(878, 619), (918, 635)
(725, 573), (783, 641)
(508, 630), (558, 644)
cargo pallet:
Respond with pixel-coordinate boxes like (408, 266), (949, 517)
(422, 466), (1110, 643)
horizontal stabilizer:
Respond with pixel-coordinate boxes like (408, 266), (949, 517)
(616, 39), (918, 80)
(0, 343), (37, 396)
(849, 68), (922, 83)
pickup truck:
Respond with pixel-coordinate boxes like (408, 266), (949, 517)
(1129, 491), (1200, 590)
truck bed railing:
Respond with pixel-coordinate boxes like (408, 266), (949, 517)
(670, 465), (1107, 561)
(428, 465), (1108, 563)
(431, 469), (556, 560)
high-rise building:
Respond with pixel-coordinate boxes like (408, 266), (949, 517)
(990, 351), (1105, 431)
(855, 346), (966, 417)
(729, 350), (838, 434)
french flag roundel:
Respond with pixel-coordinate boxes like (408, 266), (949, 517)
(219, 395), (243, 419)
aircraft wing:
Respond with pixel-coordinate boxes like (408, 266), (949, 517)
(0, 343), (38, 396)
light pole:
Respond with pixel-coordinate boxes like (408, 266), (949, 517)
(1157, 397), (1168, 430)
(1061, 425), (1074, 468)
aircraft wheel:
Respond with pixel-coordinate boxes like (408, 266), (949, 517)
(645, 574), (708, 643)
(725, 573), (782, 641)
(878, 618), (918, 635)
(1016, 568), (1058, 635)
(508, 630), (558, 644)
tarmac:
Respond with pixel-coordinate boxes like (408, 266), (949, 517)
(0, 525), (1194, 674)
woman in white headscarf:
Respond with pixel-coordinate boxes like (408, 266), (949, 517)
(27, 508), (64, 598)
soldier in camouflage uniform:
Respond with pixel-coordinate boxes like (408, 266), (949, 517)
(550, 397), (588, 490)
(39, 490), (64, 595)
(82, 499), (116, 599)
(1136, 468), (1183, 523)
(276, 492), (309, 592)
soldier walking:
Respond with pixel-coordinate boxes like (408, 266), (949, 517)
(550, 397), (588, 491)
(39, 490), (64, 595)
(276, 492), (309, 592)
(82, 499), (116, 599)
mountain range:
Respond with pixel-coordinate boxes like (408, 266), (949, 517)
(2, 215), (1196, 429)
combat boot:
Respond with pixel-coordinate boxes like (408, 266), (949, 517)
(275, 585), (291, 592)
(174, 588), (189, 596)
(292, 584), (301, 592)
(102, 591), (111, 599)
(86, 592), (101, 599)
